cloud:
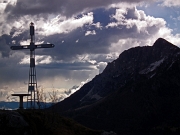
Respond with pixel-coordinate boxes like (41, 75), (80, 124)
(4, 0), (155, 17)
(107, 7), (166, 34)
(20, 55), (53, 65)
(97, 62), (107, 73)
(161, 0), (180, 7)
(42, 6), (180, 71)
(0, 89), (16, 102)
(38, 12), (94, 36)
(64, 79), (89, 96)
(4, 6), (180, 70)
(85, 30), (96, 36)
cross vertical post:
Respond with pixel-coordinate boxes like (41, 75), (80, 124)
(27, 22), (37, 108)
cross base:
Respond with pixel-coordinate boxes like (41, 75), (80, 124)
(11, 94), (31, 109)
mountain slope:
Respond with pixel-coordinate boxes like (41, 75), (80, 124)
(0, 110), (102, 135)
(52, 38), (180, 134)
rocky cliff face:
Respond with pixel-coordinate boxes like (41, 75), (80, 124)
(52, 38), (180, 134)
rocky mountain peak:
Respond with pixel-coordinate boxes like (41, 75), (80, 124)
(153, 38), (178, 49)
(105, 38), (180, 77)
(54, 38), (180, 112)
(52, 38), (180, 134)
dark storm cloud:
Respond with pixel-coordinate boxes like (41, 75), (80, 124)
(1, 6), (165, 65)
(0, 34), (12, 57)
(37, 62), (96, 71)
(41, 28), (110, 61)
(0, 31), (37, 84)
(0, 51), (29, 85)
(5, 0), (153, 17)
(38, 9), (138, 60)
(0, 30), (97, 84)
(0, 29), (30, 57)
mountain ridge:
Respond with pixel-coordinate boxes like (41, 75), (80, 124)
(51, 38), (180, 134)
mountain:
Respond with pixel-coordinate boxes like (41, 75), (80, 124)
(51, 38), (180, 134)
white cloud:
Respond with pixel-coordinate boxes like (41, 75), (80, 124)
(20, 55), (53, 65)
(0, 15), (29, 36)
(85, 30), (96, 36)
(36, 55), (52, 64)
(64, 79), (89, 98)
(0, 2), (7, 13)
(105, 6), (180, 63)
(7, 0), (17, 5)
(76, 39), (79, 43)
(19, 55), (29, 64)
(97, 62), (107, 73)
(37, 12), (94, 36)
(88, 60), (97, 64)
(20, 39), (30, 45)
(93, 22), (103, 29)
(0, 10), (93, 37)
(161, 0), (180, 7)
(5, 0), (154, 17)
(107, 7), (166, 34)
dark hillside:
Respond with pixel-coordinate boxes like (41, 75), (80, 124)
(0, 110), (101, 135)
(51, 38), (180, 134)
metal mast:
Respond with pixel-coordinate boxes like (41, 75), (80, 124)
(28, 22), (37, 108)
(10, 22), (54, 109)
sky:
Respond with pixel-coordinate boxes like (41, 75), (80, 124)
(0, 0), (180, 102)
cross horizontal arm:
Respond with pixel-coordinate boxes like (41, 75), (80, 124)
(36, 44), (55, 48)
(11, 44), (54, 50)
(11, 46), (26, 50)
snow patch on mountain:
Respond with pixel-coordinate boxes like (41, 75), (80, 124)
(80, 87), (94, 101)
(91, 94), (102, 100)
(139, 58), (165, 74)
(80, 86), (102, 101)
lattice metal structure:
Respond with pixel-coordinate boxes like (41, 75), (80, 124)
(11, 22), (54, 109)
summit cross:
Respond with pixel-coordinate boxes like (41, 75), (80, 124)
(11, 22), (55, 109)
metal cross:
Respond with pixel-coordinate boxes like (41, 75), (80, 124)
(11, 22), (54, 109)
